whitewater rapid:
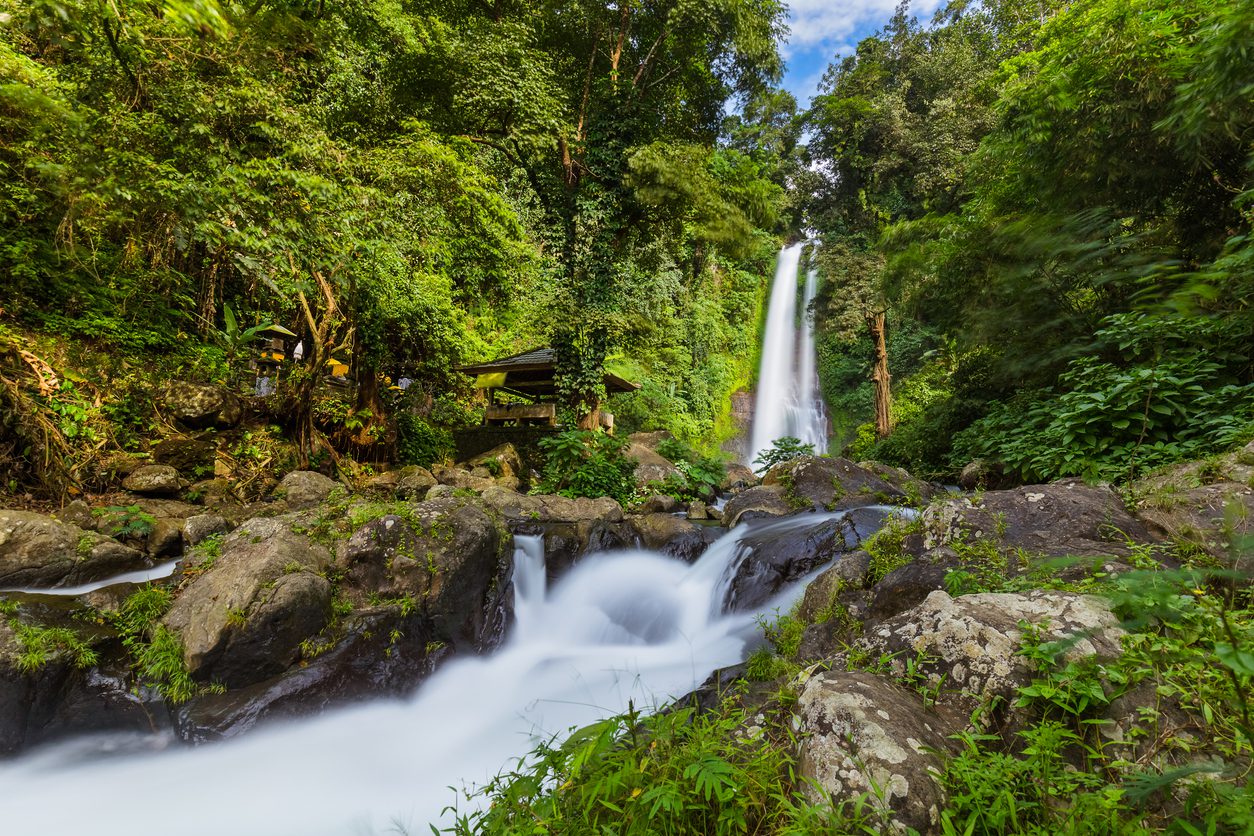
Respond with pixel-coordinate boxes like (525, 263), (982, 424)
(0, 517), (838, 835)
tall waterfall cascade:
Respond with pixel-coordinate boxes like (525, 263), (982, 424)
(748, 242), (828, 467)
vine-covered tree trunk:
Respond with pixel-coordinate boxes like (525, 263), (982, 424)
(868, 310), (893, 438)
(294, 268), (350, 469)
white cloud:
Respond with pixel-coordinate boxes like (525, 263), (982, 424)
(782, 0), (945, 55)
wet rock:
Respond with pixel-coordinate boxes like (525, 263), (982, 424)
(796, 671), (960, 834)
(163, 380), (243, 430)
(687, 500), (708, 520)
(163, 516), (334, 688)
(275, 470), (340, 509)
(479, 487), (630, 577)
(922, 480), (1158, 559)
(628, 513), (717, 563)
(723, 513), (877, 612)
(798, 550), (873, 623)
(720, 485), (793, 527)
(764, 456), (905, 510)
(338, 498), (512, 650)
(183, 514), (231, 546)
(849, 590), (1124, 716)
(122, 465), (184, 497)
(0, 510), (146, 588)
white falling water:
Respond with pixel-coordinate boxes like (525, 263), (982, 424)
(749, 243), (827, 468)
(0, 521), (838, 835)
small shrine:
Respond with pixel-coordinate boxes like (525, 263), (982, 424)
(457, 348), (639, 432)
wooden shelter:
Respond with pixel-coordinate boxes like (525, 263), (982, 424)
(458, 348), (639, 431)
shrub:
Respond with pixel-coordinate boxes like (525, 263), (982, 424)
(752, 436), (815, 474)
(538, 429), (637, 505)
(396, 413), (455, 469)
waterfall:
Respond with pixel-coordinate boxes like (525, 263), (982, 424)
(748, 243), (827, 469)
(0, 517), (848, 836)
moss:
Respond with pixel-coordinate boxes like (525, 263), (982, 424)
(864, 516), (922, 584)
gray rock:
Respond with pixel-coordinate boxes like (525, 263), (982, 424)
(163, 516), (334, 688)
(720, 485), (793, 527)
(628, 514), (716, 563)
(857, 461), (940, 506)
(721, 463), (759, 490)
(624, 442), (682, 487)
(164, 380), (243, 430)
(764, 456), (905, 510)
(796, 671), (959, 834)
(922, 479), (1158, 559)
(183, 514), (231, 546)
(361, 466), (438, 500)
(276, 470), (339, 509)
(426, 484), (457, 500)
(687, 500), (708, 520)
(150, 437), (217, 474)
(432, 467), (495, 493)
(338, 498), (512, 650)
(958, 458), (1012, 491)
(0, 510), (146, 588)
(53, 500), (95, 531)
(850, 589), (1124, 714)
(147, 517), (184, 558)
(798, 550), (873, 622)
(640, 494), (681, 514)
(464, 443), (522, 481)
(1132, 459), (1253, 568)
(122, 465), (183, 496)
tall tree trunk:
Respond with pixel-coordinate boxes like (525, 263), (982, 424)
(867, 310), (893, 438)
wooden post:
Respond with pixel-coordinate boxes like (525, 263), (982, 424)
(867, 310), (893, 438)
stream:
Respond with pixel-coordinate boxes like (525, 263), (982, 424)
(0, 512), (853, 835)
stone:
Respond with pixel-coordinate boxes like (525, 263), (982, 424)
(163, 516), (334, 688)
(798, 550), (873, 623)
(867, 556), (955, 623)
(478, 487), (630, 577)
(53, 500), (95, 531)
(0, 510), (146, 588)
(687, 500), (708, 520)
(426, 484), (457, 500)
(432, 467), (495, 493)
(338, 498), (512, 650)
(1132, 460), (1254, 568)
(796, 671), (960, 834)
(275, 470), (340, 509)
(857, 461), (940, 506)
(624, 442), (682, 487)
(921, 479), (1158, 559)
(361, 466), (438, 500)
(150, 437), (217, 475)
(720, 485), (793, 527)
(958, 458), (1012, 491)
(163, 380), (243, 430)
(640, 494), (681, 514)
(147, 517), (184, 558)
(464, 443), (522, 481)
(850, 589), (1124, 715)
(628, 514), (717, 563)
(763, 456), (905, 511)
(721, 463), (759, 490)
(183, 514), (231, 546)
(122, 465), (183, 496)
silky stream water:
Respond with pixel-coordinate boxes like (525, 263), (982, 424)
(0, 514), (850, 835)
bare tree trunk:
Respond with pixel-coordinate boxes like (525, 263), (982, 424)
(867, 310), (893, 438)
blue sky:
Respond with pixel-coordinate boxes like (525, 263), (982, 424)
(778, 0), (945, 106)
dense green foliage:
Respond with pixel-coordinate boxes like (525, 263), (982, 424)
(804, 0), (1254, 480)
(0, 0), (799, 495)
(449, 699), (875, 835)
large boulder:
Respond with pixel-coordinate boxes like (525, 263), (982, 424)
(763, 456), (905, 511)
(463, 443), (523, 481)
(432, 466), (496, 493)
(796, 671), (960, 834)
(624, 442), (682, 487)
(122, 464), (184, 497)
(479, 487), (630, 578)
(338, 497), (512, 650)
(150, 437), (217, 475)
(724, 507), (893, 612)
(720, 485), (794, 527)
(163, 380), (243, 430)
(849, 589), (1124, 717)
(1131, 444), (1254, 568)
(857, 461), (941, 506)
(0, 510), (146, 588)
(722, 463), (760, 491)
(921, 479), (1158, 559)
(275, 470), (340, 509)
(163, 517), (334, 688)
